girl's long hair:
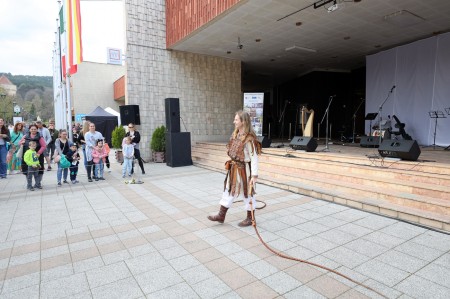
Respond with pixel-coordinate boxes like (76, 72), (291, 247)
(232, 110), (256, 138)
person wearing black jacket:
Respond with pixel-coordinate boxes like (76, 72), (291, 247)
(0, 118), (11, 179)
(125, 123), (145, 174)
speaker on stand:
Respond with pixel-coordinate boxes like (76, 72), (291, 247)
(119, 105), (140, 125)
(165, 98), (180, 133)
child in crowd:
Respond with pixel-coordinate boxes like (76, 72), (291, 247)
(122, 136), (134, 178)
(23, 141), (40, 191)
(66, 143), (80, 184)
(91, 139), (107, 181)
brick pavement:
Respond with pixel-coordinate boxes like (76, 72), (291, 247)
(0, 162), (449, 298)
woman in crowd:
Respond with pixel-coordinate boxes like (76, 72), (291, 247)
(79, 121), (88, 170)
(7, 122), (24, 174)
(207, 110), (261, 227)
(0, 118), (11, 179)
(125, 123), (145, 174)
(54, 129), (72, 186)
(84, 122), (103, 182)
(19, 124), (46, 188)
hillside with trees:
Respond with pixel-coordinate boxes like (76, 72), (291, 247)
(0, 73), (54, 123)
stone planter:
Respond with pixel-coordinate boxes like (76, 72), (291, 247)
(152, 152), (165, 163)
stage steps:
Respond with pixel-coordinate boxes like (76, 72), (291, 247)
(192, 142), (450, 232)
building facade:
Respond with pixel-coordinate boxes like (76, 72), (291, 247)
(125, 0), (243, 159)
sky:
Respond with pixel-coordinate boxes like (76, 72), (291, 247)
(0, 0), (125, 77)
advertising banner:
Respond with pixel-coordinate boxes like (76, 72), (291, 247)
(243, 93), (264, 136)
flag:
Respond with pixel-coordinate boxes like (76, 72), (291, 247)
(61, 0), (83, 76)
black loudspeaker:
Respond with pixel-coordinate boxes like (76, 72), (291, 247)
(165, 98), (180, 133)
(257, 136), (271, 148)
(119, 105), (140, 125)
(360, 136), (382, 148)
(165, 132), (192, 167)
(378, 140), (421, 161)
(289, 136), (317, 152)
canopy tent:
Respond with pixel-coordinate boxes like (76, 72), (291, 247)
(105, 107), (121, 126)
(85, 106), (118, 147)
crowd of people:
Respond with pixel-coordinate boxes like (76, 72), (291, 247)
(0, 119), (146, 191)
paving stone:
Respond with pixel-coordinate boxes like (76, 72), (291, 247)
(284, 285), (326, 299)
(395, 241), (444, 261)
(1, 272), (40, 294)
(41, 264), (74, 282)
(91, 277), (144, 299)
(343, 238), (389, 258)
(353, 215), (397, 230)
(191, 276), (232, 299)
(135, 265), (184, 295)
(415, 263), (450, 288)
(395, 274), (450, 299)
(168, 254), (201, 272)
(296, 221), (331, 235)
(354, 260), (409, 287)
(86, 262), (131, 289)
(0, 284), (40, 299)
(411, 232), (450, 252)
(125, 251), (168, 276)
(380, 222), (426, 240)
(298, 235), (339, 254)
(243, 260), (279, 280)
(179, 264), (215, 285)
(261, 271), (302, 295)
(375, 249), (428, 273)
(40, 272), (89, 299)
(323, 246), (370, 269)
(362, 231), (406, 249)
(148, 282), (199, 299)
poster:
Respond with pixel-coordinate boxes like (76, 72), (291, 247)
(243, 93), (264, 136)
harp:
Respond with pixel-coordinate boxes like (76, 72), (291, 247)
(301, 106), (314, 137)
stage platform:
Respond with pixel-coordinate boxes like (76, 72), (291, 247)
(192, 139), (450, 232)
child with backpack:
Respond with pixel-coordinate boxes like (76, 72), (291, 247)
(66, 143), (80, 184)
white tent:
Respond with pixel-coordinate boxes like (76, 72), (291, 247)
(105, 107), (121, 126)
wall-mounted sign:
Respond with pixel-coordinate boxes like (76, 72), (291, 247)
(107, 48), (122, 65)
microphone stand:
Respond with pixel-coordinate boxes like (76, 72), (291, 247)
(352, 98), (365, 144)
(320, 95), (335, 152)
(278, 101), (289, 147)
(377, 86), (395, 148)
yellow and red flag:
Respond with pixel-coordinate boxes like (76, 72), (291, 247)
(60, 0), (83, 76)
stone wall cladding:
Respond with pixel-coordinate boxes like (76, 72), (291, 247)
(125, 0), (242, 160)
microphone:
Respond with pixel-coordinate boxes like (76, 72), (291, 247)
(390, 85), (396, 92)
(285, 100), (291, 104)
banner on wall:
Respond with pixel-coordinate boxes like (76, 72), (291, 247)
(243, 93), (264, 136)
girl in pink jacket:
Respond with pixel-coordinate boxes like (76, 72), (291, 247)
(91, 139), (107, 181)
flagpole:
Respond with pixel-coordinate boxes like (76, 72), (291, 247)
(66, 75), (73, 140)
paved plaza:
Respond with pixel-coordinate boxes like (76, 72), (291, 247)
(0, 161), (449, 299)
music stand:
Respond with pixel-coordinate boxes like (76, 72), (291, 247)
(424, 111), (446, 150)
(365, 113), (378, 136)
(445, 108), (450, 150)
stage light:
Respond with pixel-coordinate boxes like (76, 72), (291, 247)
(314, 0), (335, 9)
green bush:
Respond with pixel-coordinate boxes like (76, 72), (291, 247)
(151, 125), (166, 152)
(111, 126), (126, 149)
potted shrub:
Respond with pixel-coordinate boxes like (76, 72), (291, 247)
(111, 125), (126, 163)
(151, 125), (166, 162)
